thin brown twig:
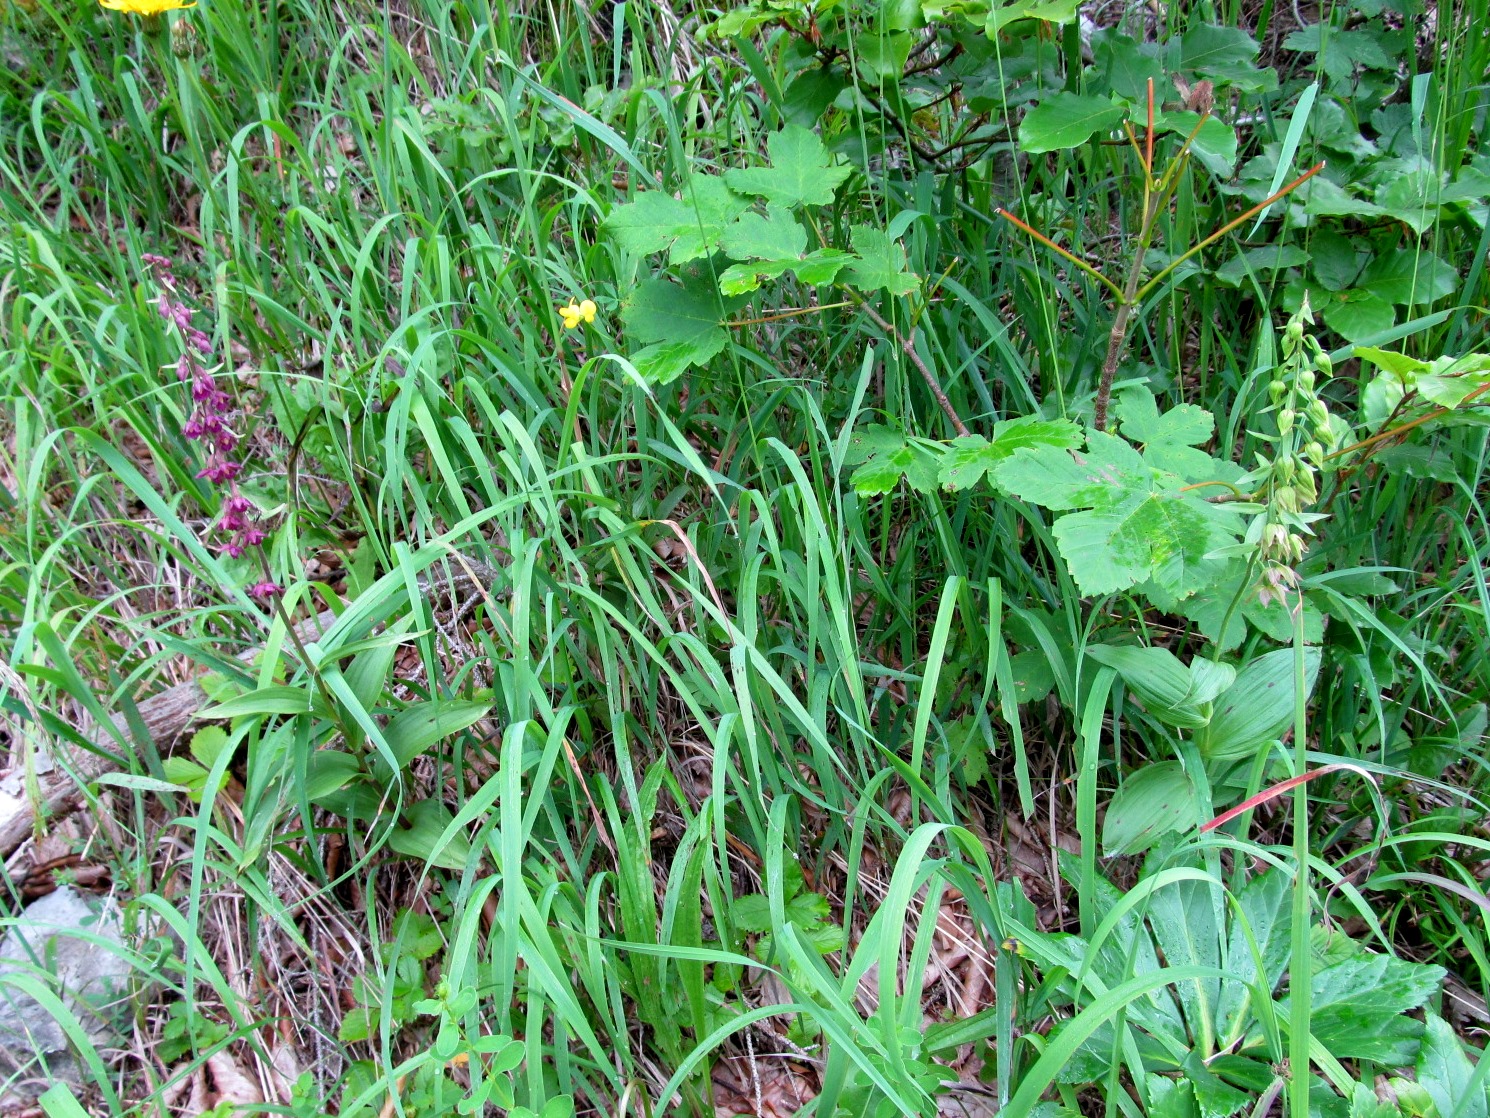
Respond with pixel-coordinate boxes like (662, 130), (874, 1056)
(855, 297), (971, 437)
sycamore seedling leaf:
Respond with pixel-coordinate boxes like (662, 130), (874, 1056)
(844, 425), (941, 494)
(604, 173), (750, 263)
(994, 430), (1242, 598)
(719, 248), (856, 295)
(938, 416), (1083, 490)
(794, 249), (855, 285)
(621, 273), (745, 383)
(630, 334), (731, 384)
(844, 225), (920, 296)
(604, 191), (693, 256)
(716, 208), (855, 294)
(624, 276), (736, 345)
(719, 259), (795, 296)
(1113, 386), (1223, 480)
(721, 204), (808, 260)
(725, 124), (852, 209)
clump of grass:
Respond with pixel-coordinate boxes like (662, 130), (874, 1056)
(0, 0), (1486, 1115)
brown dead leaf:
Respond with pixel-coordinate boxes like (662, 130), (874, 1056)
(204, 1051), (262, 1107)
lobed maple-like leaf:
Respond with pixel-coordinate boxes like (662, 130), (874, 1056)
(844, 425), (941, 494)
(620, 270), (746, 383)
(995, 428), (1243, 599)
(724, 124), (852, 209)
(604, 174), (750, 263)
(937, 416), (1083, 490)
(844, 225), (919, 296)
(1113, 386), (1225, 481)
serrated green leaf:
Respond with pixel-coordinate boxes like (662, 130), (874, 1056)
(1280, 953), (1444, 1065)
(1146, 1075), (1198, 1118)
(1374, 172), (1444, 235)
(623, 276), (736, 346)
(720, 204), (808, 260)
(1019, 92), (1126, 154)
(389, 909), (446, 960)
(732, 894), (772, 933)
(845, 425), (943, 494)
(843, 423), (905, 466)
(1298, 175), (1384, 220)
(162, 756), (209, 800)
(189, 725), (232, 767)
(338, 1005), (376, 1043)
(1215, 869), (1292, 1037)
(793, 248), (855, 285)
(998, 431), (1238, 598)
(603, 190), (697, 256)
(851, 444), (940, 494)
(1182, 1051), (1250, 1118)
(1416, 1012), (1488, 1118)
(717, 260), (796, 296)
(604, 174), (750, 262)
(724, 124), (852, 208)
(844, 225), (919, 295)
(993, 432), (1137, 511)
(719, 249), (855, 294)
(631, 334), (720, 379)
(1114, 387), (1213, 448)
(1052, 494), (1234, 597)
(937, 416), (1083, 489)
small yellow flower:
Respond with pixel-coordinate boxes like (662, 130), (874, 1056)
(97, 0), (195, 13)
(559, 298), (596, 330)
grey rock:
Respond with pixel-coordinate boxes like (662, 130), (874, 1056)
(0, 886), (132, 1102)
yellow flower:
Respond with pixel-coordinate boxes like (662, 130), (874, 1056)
(559, 298), (596, 330)
(97, 0), (195, 13)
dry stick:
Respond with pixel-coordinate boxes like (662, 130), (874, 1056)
(0, 608), (338, 860)
(1094, 191), (1164, 432)
(999, 129), (1324, 432)
(855, 298), (971, 438)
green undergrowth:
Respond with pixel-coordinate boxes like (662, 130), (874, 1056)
(1, 0), (1488, 1115)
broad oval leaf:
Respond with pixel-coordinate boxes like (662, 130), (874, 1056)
(383, 699), (492, 768)
(1197, 647), (1321, 760)
(306, 750), (363, 802)
(197, 684), (327, 721)
(1019, 92), (1126, 154)
(388, 799), (474, 870)
(1088, 644), (1210, 728)
(1103, 761), (1197, 855)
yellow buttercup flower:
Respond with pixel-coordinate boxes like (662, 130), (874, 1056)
(98, 0), (195, 13)
(559, 298), (596, 330)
